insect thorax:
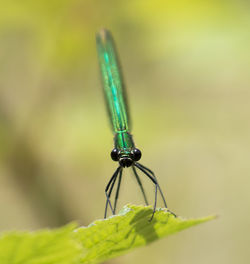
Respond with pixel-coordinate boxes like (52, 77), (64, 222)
(114, 131), (135, 154)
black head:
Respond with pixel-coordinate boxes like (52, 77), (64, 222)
(110, 148), (142, 167)
(119, 157), (133, 167)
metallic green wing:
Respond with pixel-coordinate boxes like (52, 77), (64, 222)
(96, 29), (130, 133)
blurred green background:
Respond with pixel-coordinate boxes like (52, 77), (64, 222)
(0, 0), (249, 263)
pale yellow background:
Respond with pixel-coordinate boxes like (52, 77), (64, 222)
(0, 1), (249, 263)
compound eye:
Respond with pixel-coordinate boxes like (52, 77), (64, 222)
(131, 148), (141, 161)
(110, 148), (120, 161)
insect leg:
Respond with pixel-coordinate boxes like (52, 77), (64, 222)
(104, 166), (121, 218)
(132, 165), (149, 205)
(113, 168), (123, 213)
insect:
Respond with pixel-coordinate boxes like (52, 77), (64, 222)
(96, 29), (173, 220)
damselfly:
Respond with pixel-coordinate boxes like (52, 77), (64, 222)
(96, 29), (174, 219)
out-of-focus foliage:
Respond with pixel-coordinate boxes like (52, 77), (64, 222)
(0, 0), (249, 264)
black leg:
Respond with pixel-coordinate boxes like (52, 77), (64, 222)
(136, 162), (167, 208)
(104, 175), (116, 218)
(113, 168), (123, 213)
(132, 166), (149, 205)
(104, 166), (121, 218)
(150, 183), (158, 221)
(136, 162), (176, 217)
(134, 163), (158, 220)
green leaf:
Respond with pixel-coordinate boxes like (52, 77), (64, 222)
(0, 223), (82, 264)
(75, 204), (215, 264)
(0, 205), (215, 264)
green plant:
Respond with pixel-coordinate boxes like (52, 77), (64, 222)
(0, 204), (215, 264)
